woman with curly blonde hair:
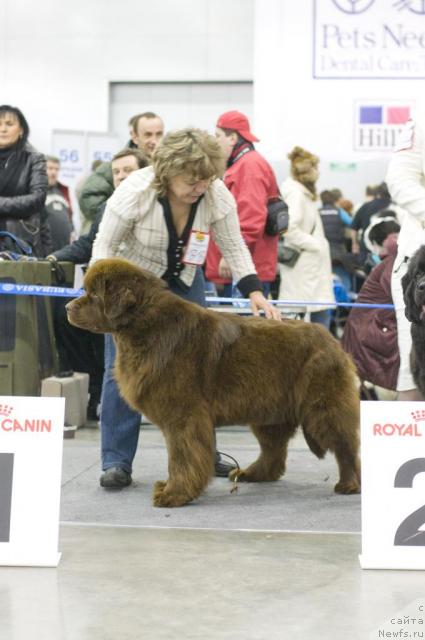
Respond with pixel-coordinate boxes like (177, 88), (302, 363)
(92, 127), (280, 487)
(278, 146), (335, 327)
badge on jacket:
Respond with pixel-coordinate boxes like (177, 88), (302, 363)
(183, 230), (210, 265)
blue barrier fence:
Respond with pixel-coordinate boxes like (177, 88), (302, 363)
(0, 282), (395, 310)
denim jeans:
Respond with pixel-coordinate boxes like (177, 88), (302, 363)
(100, 267), (207, 472)
(310, 309), (331, 329)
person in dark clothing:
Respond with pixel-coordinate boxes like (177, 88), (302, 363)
(319, 189), (353, 293)
(44, 155), (74, 251)
(48, 148), (149, 419)
(350, 182), (391, 261)
(0, 104), (50, 257)
(341, 220), (400, 394)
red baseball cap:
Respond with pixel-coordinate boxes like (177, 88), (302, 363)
(216, 110), (259, 142)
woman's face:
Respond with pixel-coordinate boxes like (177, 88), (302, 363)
(167, 174), (212, 206)
(0, 112), (23, 149)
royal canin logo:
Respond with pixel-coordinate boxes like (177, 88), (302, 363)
(373, 410), (425, 437)
(0, 404), (52, 433)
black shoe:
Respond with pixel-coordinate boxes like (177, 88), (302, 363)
(87, 399), (100, 421)
(100, 466), (132, 488)
(58, 369), (74, 378)
(214, 452), (238, 478)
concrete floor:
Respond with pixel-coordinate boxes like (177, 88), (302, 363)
(1, 425), (424, 640)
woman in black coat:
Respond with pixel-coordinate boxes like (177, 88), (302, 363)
(0, 105), (50, 257)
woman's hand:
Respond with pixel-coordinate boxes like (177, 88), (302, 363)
(218, 257), (232, 280)
(249, 291), (282, 320)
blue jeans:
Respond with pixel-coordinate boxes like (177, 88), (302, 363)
(100, 268), (207, 472)
(310, 309), (331, 329)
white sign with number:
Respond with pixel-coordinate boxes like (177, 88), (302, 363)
(360, 401), (425, 570)
(51, 129), (86, 186)
(86, 131), (119, 168)
(0, 396), (65, 567)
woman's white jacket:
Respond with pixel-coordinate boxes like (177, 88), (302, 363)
(386, 114), (425, 270)
(278, 178), (334, 312)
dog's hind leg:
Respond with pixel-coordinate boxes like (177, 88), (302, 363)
(152, 413), (215, 508)
(302, 398), (361, 495)
(229, 422), (297, 483)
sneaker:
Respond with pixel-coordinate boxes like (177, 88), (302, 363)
(100, 466), (132, 488)
(214, 452), (238, 478)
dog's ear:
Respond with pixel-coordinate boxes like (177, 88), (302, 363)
(402, 269), (421, 323)
(103, 286), (137, 323)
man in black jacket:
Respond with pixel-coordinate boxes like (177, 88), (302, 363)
(48, 148), (148, 419)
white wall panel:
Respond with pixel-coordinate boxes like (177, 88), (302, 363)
(1, 0), (254, 154)
(254, 0), (425, 202)
(109, 82), (253, 145)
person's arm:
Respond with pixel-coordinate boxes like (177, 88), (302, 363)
(0, 152), (47, 220)
(386, 119), (425, 220)
(91, 170), (149, 261)
(349, 208), (364, 254)
(78, 163), (114, 226)
(210, 186), (281, 320)
(40, 206), (53, 257)
(350, 229), (360, 254)
(51, 209), (104, 264)
(339, 207), (352, 227)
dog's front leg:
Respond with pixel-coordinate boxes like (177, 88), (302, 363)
(153, 416), (215, 507)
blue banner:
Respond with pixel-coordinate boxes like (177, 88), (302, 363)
(0, 282), (394, 309)
(0, 283), (84, 298)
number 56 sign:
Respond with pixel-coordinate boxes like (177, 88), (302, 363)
(360, 401), (425, 570)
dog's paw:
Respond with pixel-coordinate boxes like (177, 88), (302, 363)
(228, 466), (281, 483)
(153, 480), (167, 493)
(152, 481), (192, 508)
(334, 480), (361, 495)
(228, 467), (264, 482)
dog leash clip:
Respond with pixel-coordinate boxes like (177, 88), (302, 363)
(230, 473), (239, 494)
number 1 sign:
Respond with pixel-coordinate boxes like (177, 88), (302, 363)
(360, 401), (425, 570)
(0, 397), (65, 567)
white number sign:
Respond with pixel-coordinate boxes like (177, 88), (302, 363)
(360, 401), (425, 570)
(0, 396), (65, 567)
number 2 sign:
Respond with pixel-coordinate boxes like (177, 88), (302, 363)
(360, 401), (425, 570)
(0, 397), (65, 567)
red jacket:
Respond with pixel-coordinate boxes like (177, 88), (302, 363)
(205, 148), (279, 284)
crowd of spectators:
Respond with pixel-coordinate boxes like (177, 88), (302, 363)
(1, 101), (418, 487)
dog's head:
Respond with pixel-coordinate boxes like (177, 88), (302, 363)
(402, 246), (425, 324)
(66, 258), (166, 333)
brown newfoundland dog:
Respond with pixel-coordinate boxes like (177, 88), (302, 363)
(67, 258), (360, 507)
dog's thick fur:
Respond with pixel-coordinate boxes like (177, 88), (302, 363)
(67, 258), (360, 507)
(402, 245), (425, 395)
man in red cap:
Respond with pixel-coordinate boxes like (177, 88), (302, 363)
(205, 110), (279, 297)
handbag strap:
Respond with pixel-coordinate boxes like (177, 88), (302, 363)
(0, 230), (33, 255)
